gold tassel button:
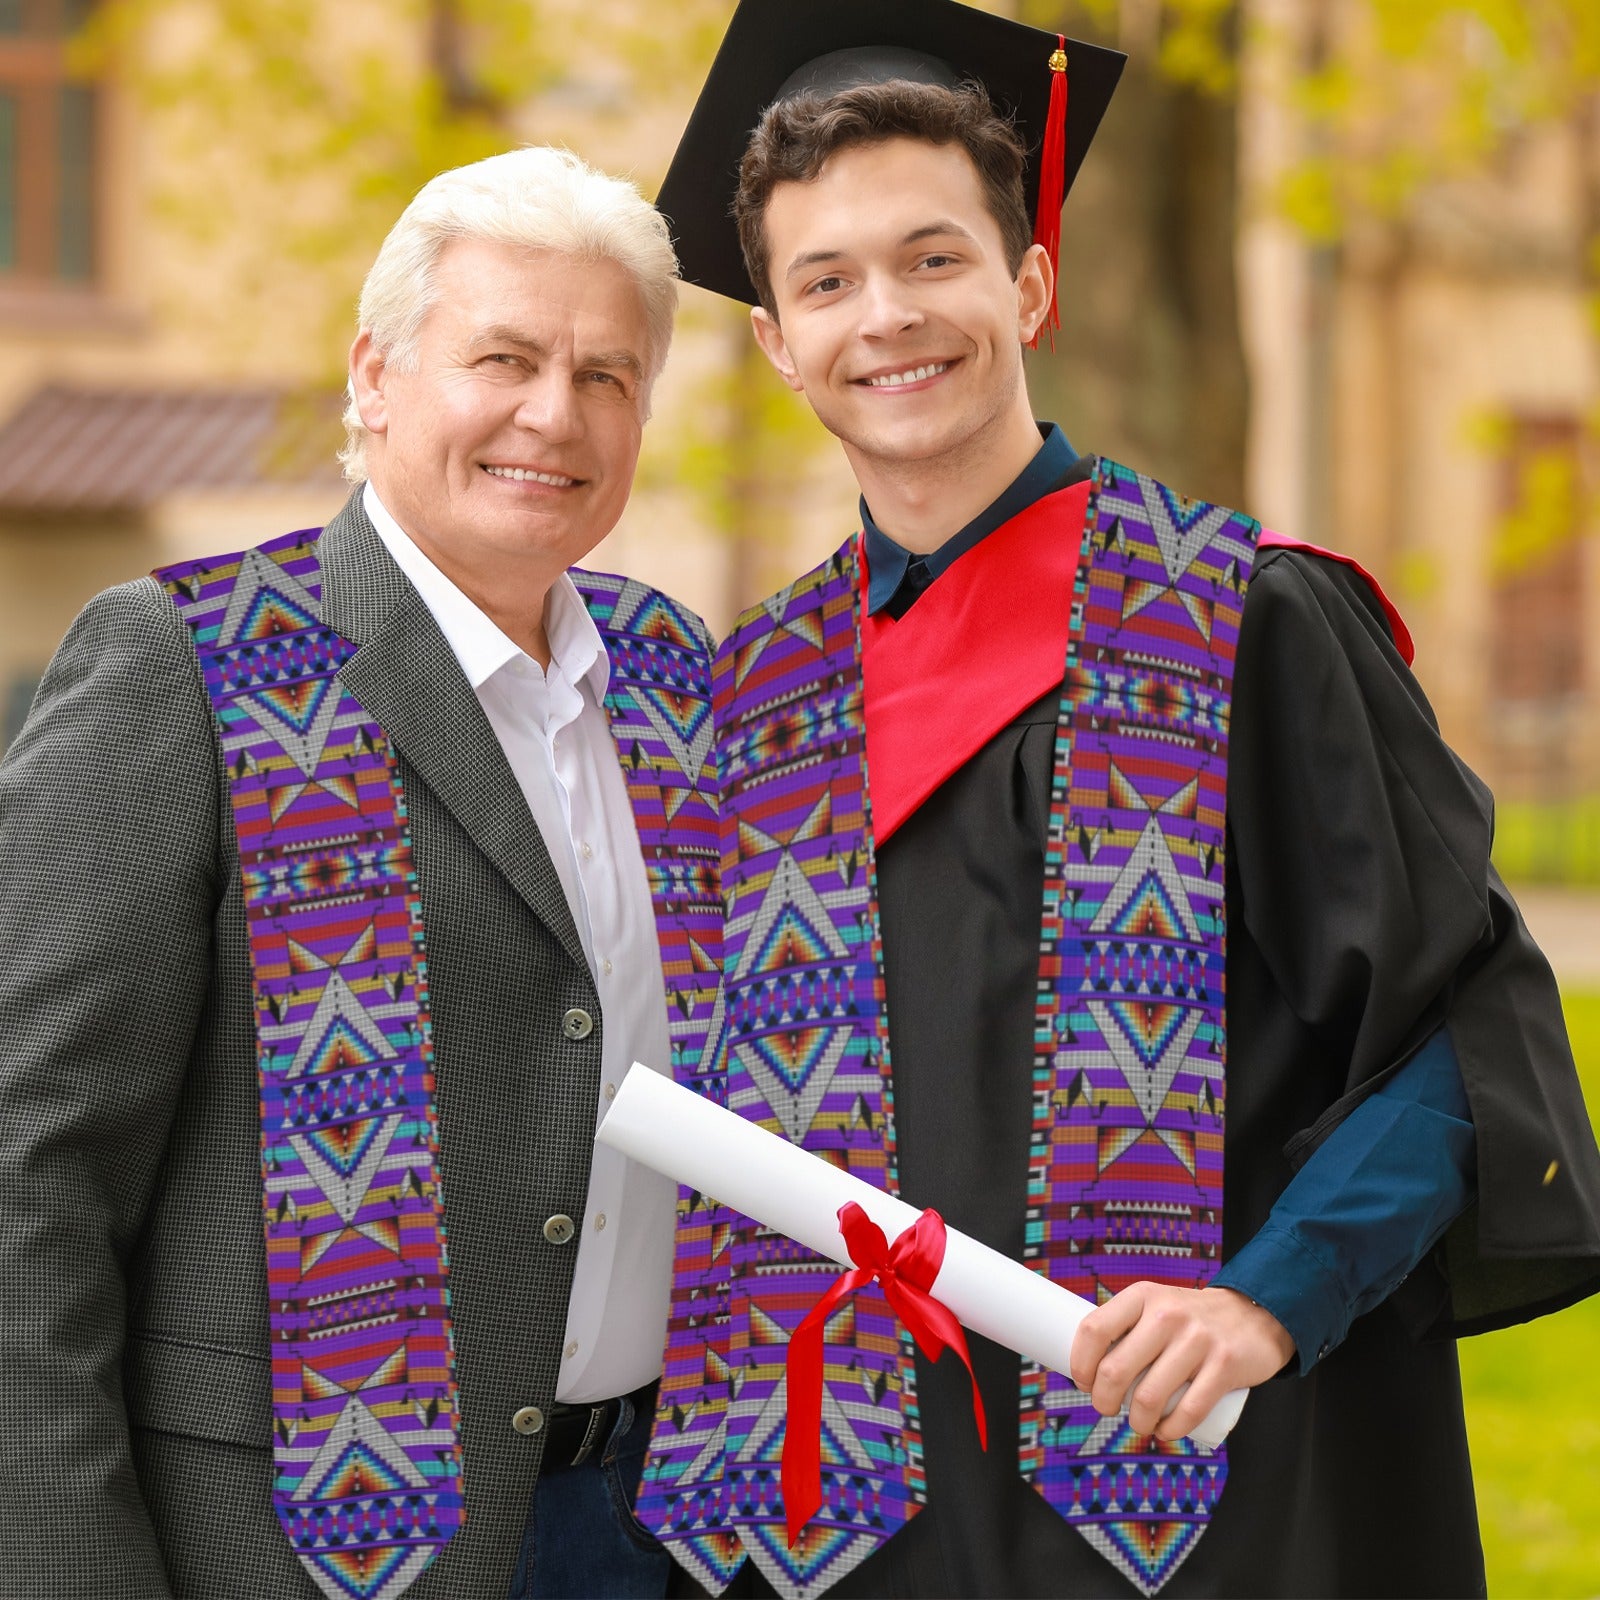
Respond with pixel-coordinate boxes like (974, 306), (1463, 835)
(1049, 47), (1069, 72)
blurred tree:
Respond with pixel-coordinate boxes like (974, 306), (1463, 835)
(72, 0), (832, 619)
(1264, 0), (1600, 575)
(641, 304), (841, 619)
(1009, 0), (1600, 545)
(1270, 1), (1600, 248)
(74, 0), (724, 356)
(1019, 0), (1251, 509)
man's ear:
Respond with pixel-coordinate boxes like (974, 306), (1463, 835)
(349, 330), (390, 436)
(1015, 243), (1055, 346)
(750, 305), (804, 393)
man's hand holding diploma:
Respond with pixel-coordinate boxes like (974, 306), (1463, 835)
(1071, 1283), (1296, 1442)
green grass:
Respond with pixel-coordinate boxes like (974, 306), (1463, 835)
(1492, 799), (1600, 887)
(1460, 990), (1600, 1597)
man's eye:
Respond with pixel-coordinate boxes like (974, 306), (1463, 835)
(919, 254), (956, 270)
(810, 276), (844, 295)
(586, 371), (624, 388)
(486, 352), (520, 365)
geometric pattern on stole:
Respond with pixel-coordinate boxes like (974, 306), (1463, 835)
(157, 529), (464, 1600)
(1021, 460), (1260, 1596)
(637, 542), (920, 1599)
(571, 571), (732, 1589)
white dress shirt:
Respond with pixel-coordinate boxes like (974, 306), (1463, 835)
(364, 483), (675, 1404)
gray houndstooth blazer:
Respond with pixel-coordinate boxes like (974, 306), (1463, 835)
(0, 493), (707, 1598)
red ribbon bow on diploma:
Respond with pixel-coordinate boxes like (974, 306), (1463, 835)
(782, 1202), (988, 1546)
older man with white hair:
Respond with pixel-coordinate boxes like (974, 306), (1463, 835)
(0, 147), (718, 1600)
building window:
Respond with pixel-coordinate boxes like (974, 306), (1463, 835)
(0, 0), (97, 284)
(1486, 413), (1594, 808)
(1489, 416), (1588, 707)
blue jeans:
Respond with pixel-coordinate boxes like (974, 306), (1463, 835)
(508, 1388), (672, 1599)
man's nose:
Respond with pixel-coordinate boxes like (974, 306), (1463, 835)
(514, 370), (583, 442)
(856, 273), (924, 340)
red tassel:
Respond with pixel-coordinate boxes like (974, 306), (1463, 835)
(1029, 36), (1069, 352)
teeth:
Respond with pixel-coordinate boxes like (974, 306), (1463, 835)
(484, 465), (577, 486)
(865, 363), (948, 388)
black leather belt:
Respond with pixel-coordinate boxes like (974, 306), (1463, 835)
(544, 1379), (659, 1469)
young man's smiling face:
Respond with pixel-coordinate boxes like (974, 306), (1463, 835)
(751, 136), (1049, 478)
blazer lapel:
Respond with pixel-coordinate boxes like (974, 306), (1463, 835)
(316, 492), (589, 973)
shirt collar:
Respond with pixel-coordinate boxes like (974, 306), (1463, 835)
(543, 568), (609, 703)
(862, 422), (1079, 616)
(362, 481), (608, 701)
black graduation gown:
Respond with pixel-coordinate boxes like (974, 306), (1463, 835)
(730, 543), (1600, 1599)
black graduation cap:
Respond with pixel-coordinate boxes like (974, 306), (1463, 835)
(657, 0), (1127, 312)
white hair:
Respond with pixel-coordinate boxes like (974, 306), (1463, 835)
(340, 145), (679, 482)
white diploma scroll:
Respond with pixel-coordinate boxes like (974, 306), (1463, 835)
(599, 1062), (1245, 1450)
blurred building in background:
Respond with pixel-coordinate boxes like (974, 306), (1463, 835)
(1237, 0), (1600, 876)
(0, 0), (350, 740)
(1, 0), (1596, 880)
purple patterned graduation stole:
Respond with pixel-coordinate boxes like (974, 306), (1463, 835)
(158, 536), (721, 1600)
(569, 566), (724, 1156)
(1022, 460), (1258, 1595)
(642, 546), (915, 1599)
(582, 573), (743, 1593)
(649, 460), (1258, 1600)
(568, 573), (721, 1047)
(159, 531), (464, 1600)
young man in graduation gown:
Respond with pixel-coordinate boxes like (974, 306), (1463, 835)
(630, 3), (1600, 1597)
(0, 149), (720, 1599)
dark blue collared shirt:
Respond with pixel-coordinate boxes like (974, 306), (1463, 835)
(860, 419), (1477, 1369)
(863, 423), (1086, 618)
(1212, 1030), (1474, 1371)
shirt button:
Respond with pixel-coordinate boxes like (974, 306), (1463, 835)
(602, 958), (614, 976)
(594, 1213), (607, 1232)
(581, 841), (594, 859)
(544, 1214), (576, 1246)
(512, 1405), (545, 1436)
(564, 1341), (579, 1360)
(603, 1082), (617, 1102)
(561, 1007), (593, 1041)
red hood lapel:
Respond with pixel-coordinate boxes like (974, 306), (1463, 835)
(1257, 530), (1414, 665)
(861, 481), (1091, 847)
(857, 511), (1412, 851)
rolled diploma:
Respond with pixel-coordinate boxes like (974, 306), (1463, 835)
(599, 1062), (1245, 1450)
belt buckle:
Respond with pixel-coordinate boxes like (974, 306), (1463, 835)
(568, 1401), (608, 1468)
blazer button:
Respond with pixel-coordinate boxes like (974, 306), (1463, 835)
(512, 1405), (545, 1436)
(543, 1214), (576, 1246)
(561, 1007), (594, 1041)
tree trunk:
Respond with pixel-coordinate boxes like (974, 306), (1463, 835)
(1027, 8), (1251, 510)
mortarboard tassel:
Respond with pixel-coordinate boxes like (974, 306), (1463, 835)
(1029, 36), (1069, 351)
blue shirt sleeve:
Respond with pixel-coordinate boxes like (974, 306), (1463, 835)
(1211, 1025), (1476, 1373)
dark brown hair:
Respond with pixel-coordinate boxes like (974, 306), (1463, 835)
(735, 79), (1032, 315)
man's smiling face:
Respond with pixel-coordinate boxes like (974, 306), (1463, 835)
(751, 136), (1042, 475)
(355, 236), (651, 586)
